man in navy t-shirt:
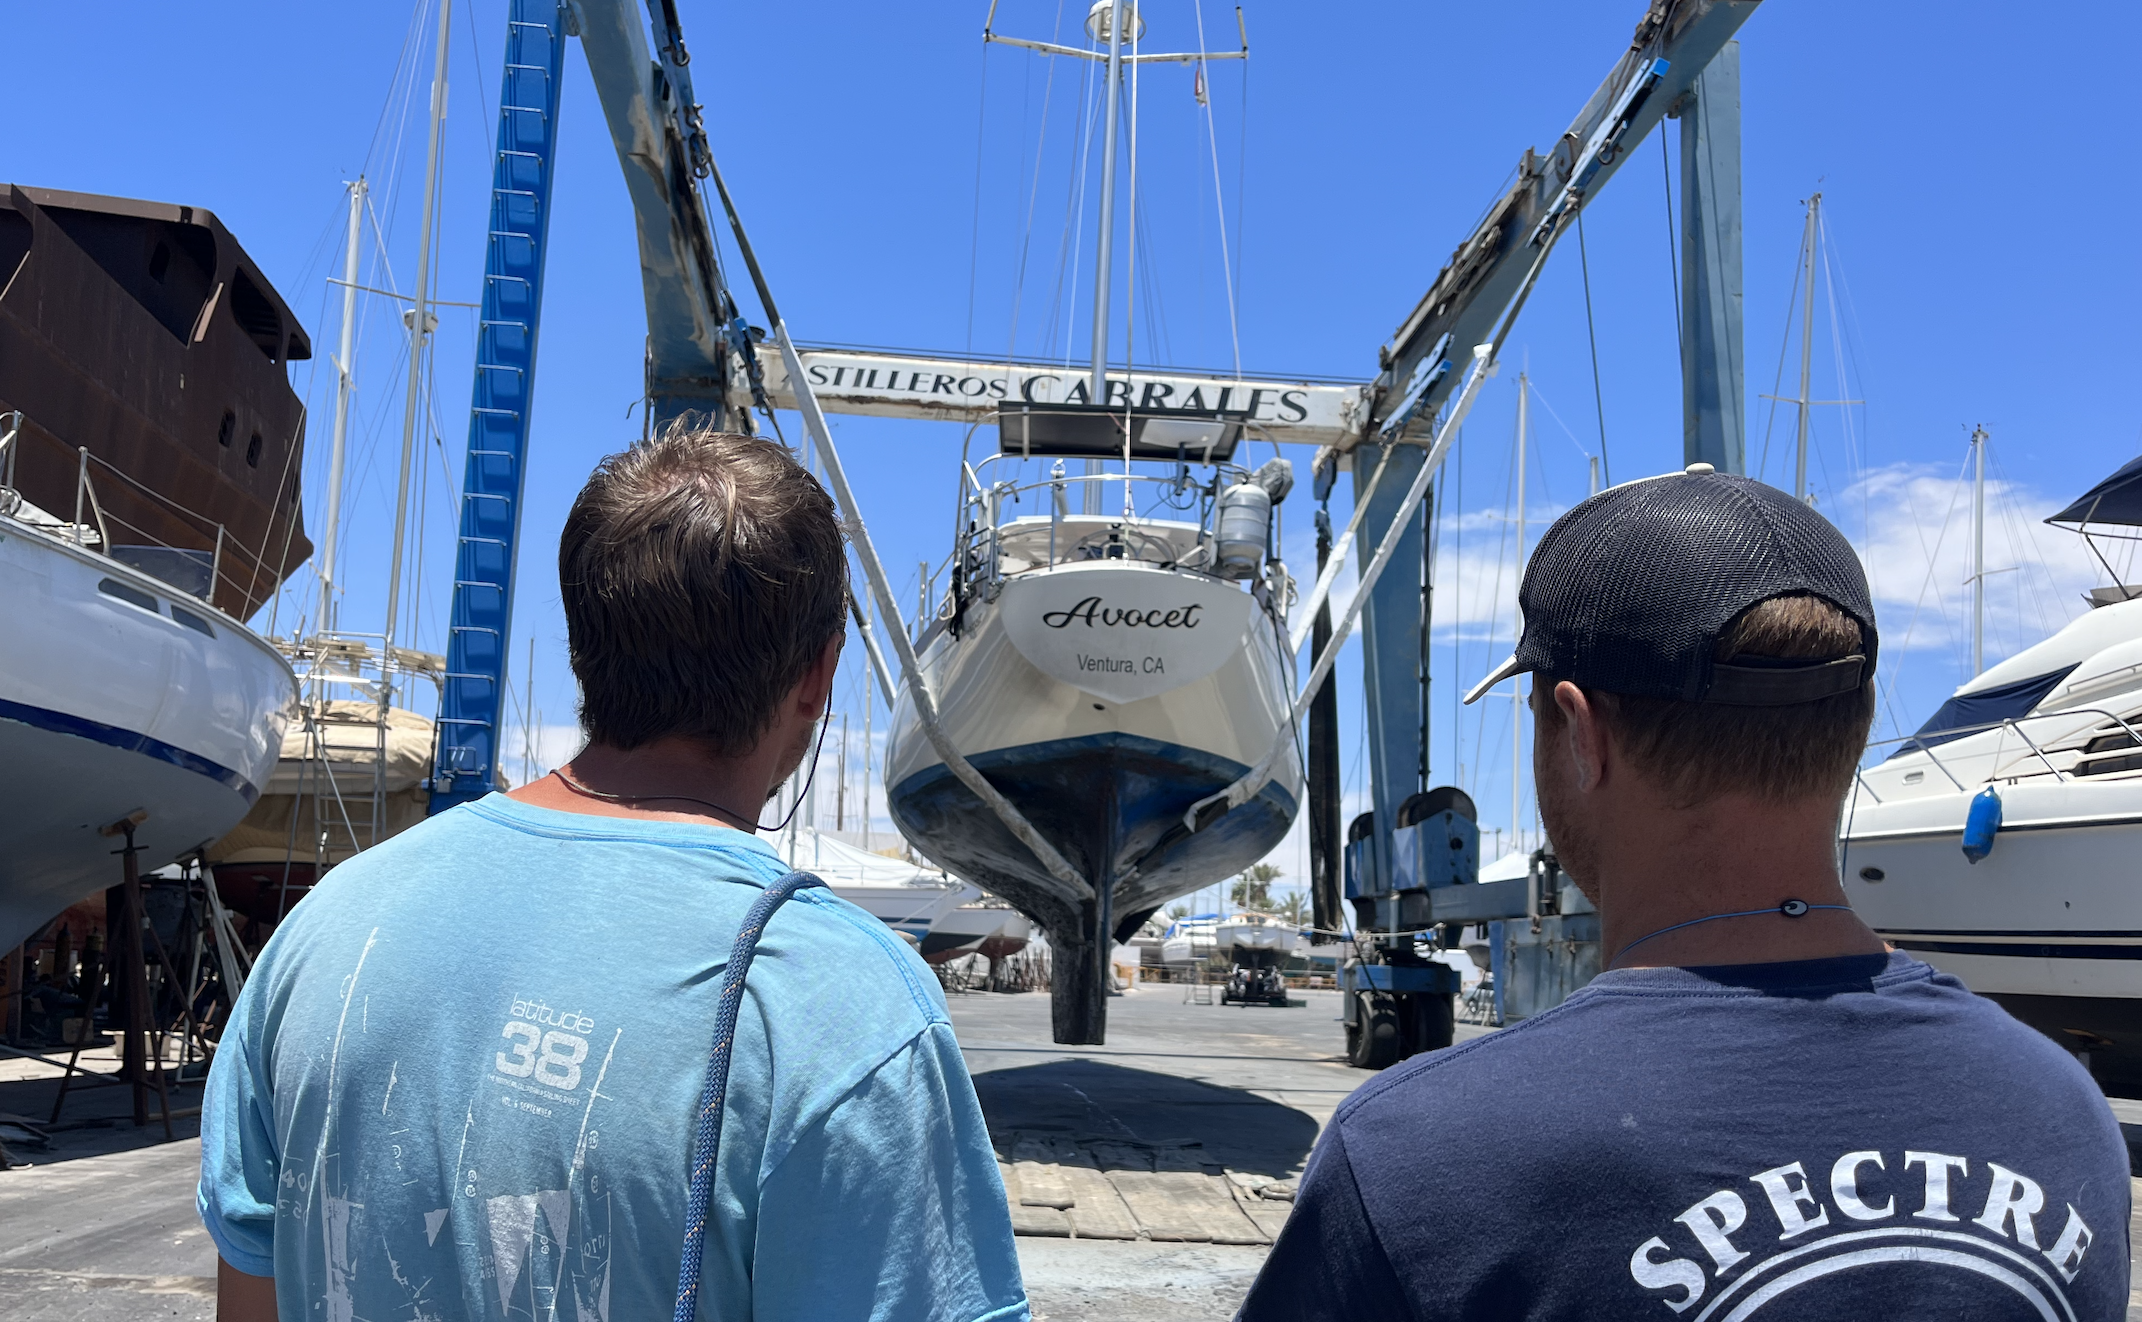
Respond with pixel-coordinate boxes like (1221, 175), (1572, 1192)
(1240, 468), (2129, 1320)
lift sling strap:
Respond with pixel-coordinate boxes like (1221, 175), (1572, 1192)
(672, 868), (827, 1321)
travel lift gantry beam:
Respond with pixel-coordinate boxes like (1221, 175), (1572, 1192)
(1321, 0), (1759, 1066)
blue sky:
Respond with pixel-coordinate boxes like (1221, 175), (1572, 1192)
(5, 0), (2137, 901)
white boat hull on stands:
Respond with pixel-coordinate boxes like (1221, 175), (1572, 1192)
(922, 903), (1032, 965)
(1217, 917), (1301, 957)
(0, 518), (294, 949)
(772, 825), (979, 943)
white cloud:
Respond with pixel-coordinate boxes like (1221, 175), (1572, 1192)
(499, 722), (585, 787)
(1840, 462), (2102, 664)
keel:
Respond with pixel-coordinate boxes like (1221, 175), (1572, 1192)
(1047, 920), (1110, 1045)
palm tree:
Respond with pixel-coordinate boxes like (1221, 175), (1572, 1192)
(1273, 889), (1309, 927)
(1230, 862), (1283, 911)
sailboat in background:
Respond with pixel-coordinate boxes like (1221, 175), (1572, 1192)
(204, 1), (468, 923)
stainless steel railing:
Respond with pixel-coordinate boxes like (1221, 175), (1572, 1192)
(1855, 704), (2142, 802)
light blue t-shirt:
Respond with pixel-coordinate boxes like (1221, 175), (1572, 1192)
(199, 794), (1027, 1321)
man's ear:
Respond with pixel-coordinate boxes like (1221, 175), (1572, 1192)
(1553, 681), (1608, 794)
(796, 634), (842, 714)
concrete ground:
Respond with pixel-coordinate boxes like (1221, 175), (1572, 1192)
(3, 989), (2141, 1320)
(943, 983), (1484, 1320)
(0, 1041), (215, 1321)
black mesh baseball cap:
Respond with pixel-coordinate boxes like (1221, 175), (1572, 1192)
(1463, 464), (1877, 706)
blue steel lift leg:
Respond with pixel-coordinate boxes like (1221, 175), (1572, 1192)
(1351, 442), (1427, 893)
(1678, 40), (1745, 475)
(430, 3), (569, 813)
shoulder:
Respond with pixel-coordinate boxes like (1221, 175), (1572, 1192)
(767, 884), (951, 1028)
(1337, 988), (1605, 1128)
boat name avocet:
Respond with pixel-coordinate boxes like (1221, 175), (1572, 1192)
(1044, 597), (1206, 629)
(1000, 566), (1256, 705)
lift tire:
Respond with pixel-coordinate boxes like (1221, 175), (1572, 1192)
(1346, 991), (1401, 1070)
(1398, 992), (1456, 1059)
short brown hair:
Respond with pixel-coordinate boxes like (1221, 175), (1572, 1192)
(559, 425), (847, 754)
(1537, 594), (1875, 806)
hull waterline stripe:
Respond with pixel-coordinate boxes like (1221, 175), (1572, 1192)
(0, 695), (260, 803)
(1892, 938), (2142, 961)
(1879, 928), (2142, 939)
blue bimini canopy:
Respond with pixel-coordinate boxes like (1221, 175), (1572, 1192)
(2047, 454), (2142, 529)
(1888, 664), (2079, 759)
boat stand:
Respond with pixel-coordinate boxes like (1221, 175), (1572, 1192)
(44, 813), (203, 1138)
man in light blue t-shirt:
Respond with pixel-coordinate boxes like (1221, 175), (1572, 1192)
(200, 428), (1027, 1321)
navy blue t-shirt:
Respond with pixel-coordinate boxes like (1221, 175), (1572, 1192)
(1241, 953), (2129, 1320)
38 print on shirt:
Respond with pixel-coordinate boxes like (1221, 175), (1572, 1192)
(494, 997), (594, 1092)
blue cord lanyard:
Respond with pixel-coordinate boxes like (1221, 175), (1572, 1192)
(1609, 898), (1852, 968)
(673, 869), (825, 1322)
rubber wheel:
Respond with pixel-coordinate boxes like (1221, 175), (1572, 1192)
(1345, 991), (1401, 1069)
(1398, 992), (1456, 1059)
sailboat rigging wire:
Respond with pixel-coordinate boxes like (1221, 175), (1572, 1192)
(1287, 445), (1397, 653)
(1817, 211), (1862, 485)
(1000, 0), (1070, 369)
(1575, 212), (1611, 485)
(1880, 449), (1974, 731)
(1233, 14), (1248, 346)
(1471, 416), (1518, 796)
(1193, 0), (1243, 377)
(1192, 244), (1545, 830)
(1752, 204), (1807, 485)
(966, 39), (990, 351)
(1661, 130), (1681, 353)
(1045, 41), (1104, 365)
(700, 155), (1091, 900)
(1522, 377), (1600, 466)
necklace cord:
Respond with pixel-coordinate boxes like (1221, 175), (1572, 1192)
(549, 699), (837, 835)
(1609, 901), (1852, 968)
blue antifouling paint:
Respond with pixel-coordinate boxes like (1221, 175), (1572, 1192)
(1961, 786), (2003, 864)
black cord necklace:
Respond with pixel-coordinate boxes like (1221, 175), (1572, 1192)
(547, 703), (835, 835)
(1608, 898), (1852, 968)
(550, 769), (760, 831)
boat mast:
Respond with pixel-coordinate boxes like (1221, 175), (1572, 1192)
(1512, 372), (1528, 853)
(1089, 0), (1127, 402)
(318, 177), (367, 637)
(383, 0), (453, 658)
(1793, 193), (1820, 502)
(1971, 424), (1987, 675)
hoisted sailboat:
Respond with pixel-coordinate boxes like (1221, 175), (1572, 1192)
(885, 446), (1305, 1040)
(872, 0), (1303, 1043)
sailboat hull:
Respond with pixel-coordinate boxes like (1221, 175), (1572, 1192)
(887, 560), (1300, 1040)
(0, 521), (294, 950)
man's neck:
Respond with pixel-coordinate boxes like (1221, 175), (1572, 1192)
(1588, 791), (1887, 970)
(507, 738), (777, 833)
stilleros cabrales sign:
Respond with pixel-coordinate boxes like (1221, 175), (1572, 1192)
(758, 347), (1369, 448)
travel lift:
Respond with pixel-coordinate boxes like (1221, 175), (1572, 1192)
(426, 0), (1758, 1060)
